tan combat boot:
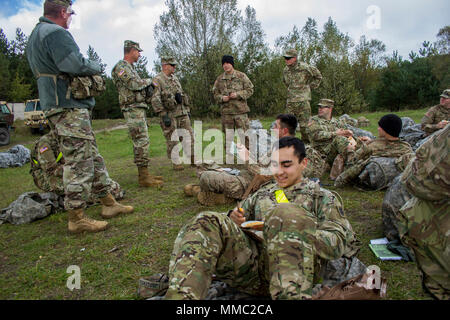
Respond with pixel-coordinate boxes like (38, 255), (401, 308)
(99, 193), (134, 219)
(138, 167), (164, 187)
(184, 184), (201, 197)
(68, 208), (109, 234)
(173, 163), (184, 171)
(197, 191), (234, 206)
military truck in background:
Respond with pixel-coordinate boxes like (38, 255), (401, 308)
(0, 101), (14, 146)
(24, 99), (49, 134)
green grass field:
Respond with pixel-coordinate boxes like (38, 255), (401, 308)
(0, 109), (432, 300)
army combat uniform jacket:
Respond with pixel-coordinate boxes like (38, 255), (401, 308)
(151, 72), (190, 117)
(421, 104), (449, 136)
(349, 138), (413, 165)
(307, 116), (348, 152)
(111, 60), (151, 110)
(283, 61), (322, 103)
(213, 70), (254, 115)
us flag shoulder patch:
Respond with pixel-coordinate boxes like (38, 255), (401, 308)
(39, 146), (49, 154)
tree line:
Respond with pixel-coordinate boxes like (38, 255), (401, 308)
(0, 0), (448, 119)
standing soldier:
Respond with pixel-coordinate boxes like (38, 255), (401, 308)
(26, 0), (133, 234)
(421, 89), (450, 136)
(151, 57), (194, 171)
(283, 48), (322, 143)
(213, 55), (254, 154)
(112, 40), (163, 187)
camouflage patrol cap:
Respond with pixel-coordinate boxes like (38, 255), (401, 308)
(124, 40), (143, 52)
(283, 48), (298, 58)
(440, 89), (450, 99)
(161, 56), (177, 65)
(318, 99), (334, 108)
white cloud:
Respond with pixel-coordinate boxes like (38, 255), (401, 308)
(0, 0), (448, 75)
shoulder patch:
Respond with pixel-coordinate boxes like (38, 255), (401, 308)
(39, 146), (49, 154)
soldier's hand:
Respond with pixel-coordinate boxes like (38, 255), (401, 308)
(359, 136), (372, 143)
(236, 143), (249, 162)
(230, 208), (246, 226)
(437, 120), (449, 129)
(222, 96), (230, 103)
(229, 92), (237, 99)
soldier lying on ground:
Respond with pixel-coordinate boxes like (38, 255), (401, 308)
(184, 114), (327, 205)
(30, 131), (125, 203)
(334, 114), (413, 187)
(163, 137), (360, 300)
(397, 123), (449, 300)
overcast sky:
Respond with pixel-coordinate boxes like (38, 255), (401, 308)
(0, 0), (448, 75)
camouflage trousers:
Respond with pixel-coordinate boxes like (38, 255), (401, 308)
(316, 135), (350, 166)
(46, 108), (111, 210)
(336, 158), (369, 185)
(222, 113), (250, 151)
(398, 198), (450, 300)
(34, 168), (124, 202)
(304, 145), (329, 179)
(286, 100), (311, 142)
(160, 113), (194, 165)
(199, 170), (253, 200)
(122, 107), (150, 168)
(165, 204), (346, 300)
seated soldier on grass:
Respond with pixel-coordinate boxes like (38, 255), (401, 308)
(334, 114), (413, 187)
(184, 114), (327, 206)
(420, 89), (449, 136)
(306, 99), (356, 171)
(184, 114), (297, 206)
(160, 137), (359, 300)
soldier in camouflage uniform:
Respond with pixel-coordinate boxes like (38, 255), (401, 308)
(165, 137), (359, 300)
(335, 114), (413, 187)
(151, 57), (194, 171)
(26, 0), (133, 234)
(306, 99), (353, 166)
(185, 115), (327, 206)
(112, 41), (163, 186)
(30, 131), (125, 201)
(283, 48), (322, 143)
(421, 89), (450, 136)
(397, 124), (449, 300)
(213, 55), (254, 152)
(188, 114), (298, 206)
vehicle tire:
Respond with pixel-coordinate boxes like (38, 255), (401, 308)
(0, 127), (10, 146)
